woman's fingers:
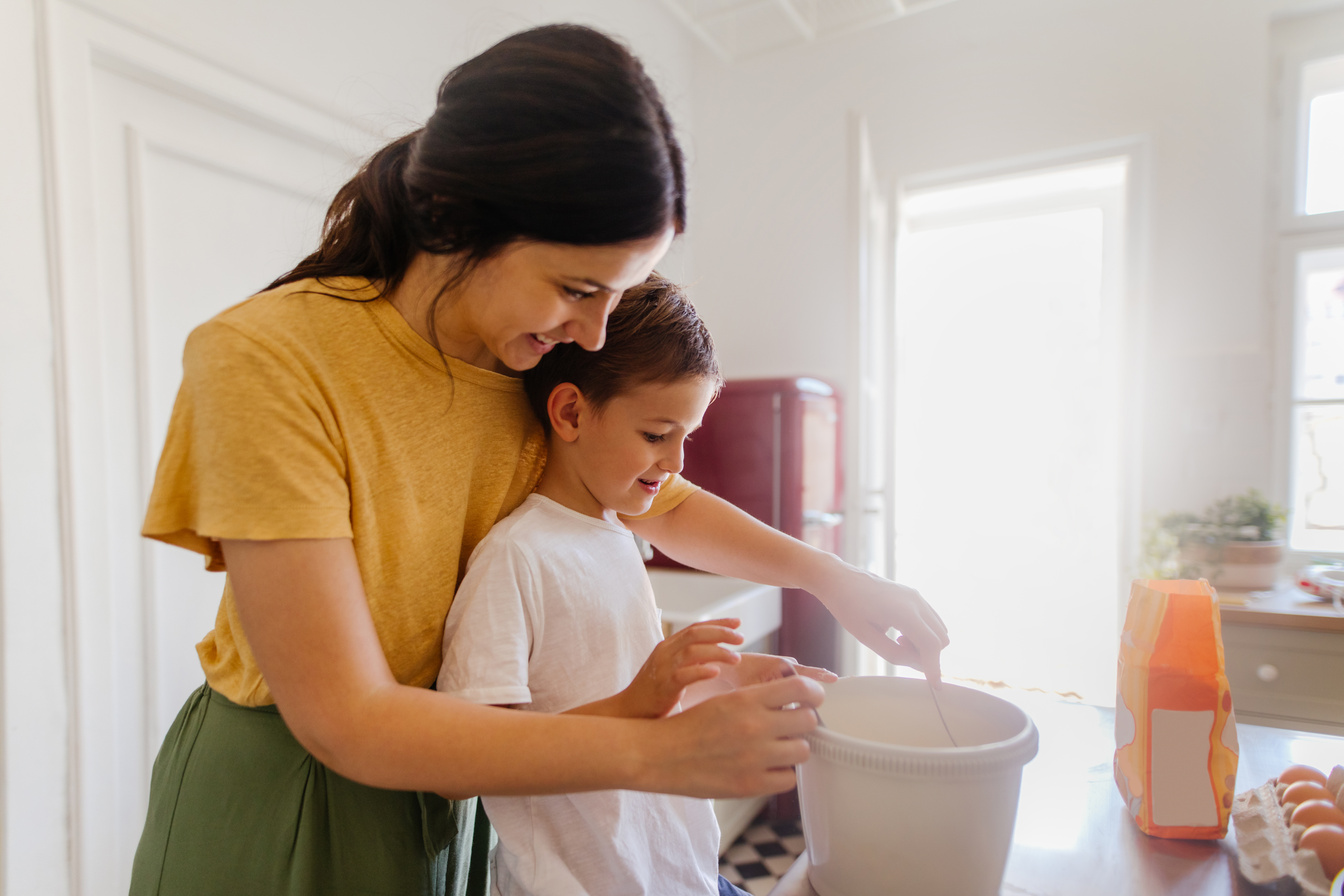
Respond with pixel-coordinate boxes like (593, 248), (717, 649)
(659, 674), (823, 798)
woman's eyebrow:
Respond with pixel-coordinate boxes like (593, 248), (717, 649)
(572, 277), (614, 292)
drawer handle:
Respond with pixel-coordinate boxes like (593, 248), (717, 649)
(1256, 664), (1279, 683)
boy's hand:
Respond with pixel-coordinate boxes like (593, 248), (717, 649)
(616, 619), (744, 718)
(718, 654), (838, 690)
(683, 653), (838, 706)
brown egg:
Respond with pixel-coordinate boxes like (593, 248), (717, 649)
(1281, 764), (1329, 787)
(1292, 799), (1344, 830)
(1285, 781), (1337, 806)
(1298, 823), (1344, 880)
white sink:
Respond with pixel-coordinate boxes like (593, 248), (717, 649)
(647, 569), (782, 649)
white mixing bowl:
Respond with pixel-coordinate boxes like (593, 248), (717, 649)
(798, 676), (1039, 896)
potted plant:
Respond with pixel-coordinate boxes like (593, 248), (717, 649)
(1139, 489), (1288, 592)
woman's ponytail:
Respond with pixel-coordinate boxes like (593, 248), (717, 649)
(266, 131), (420, 292)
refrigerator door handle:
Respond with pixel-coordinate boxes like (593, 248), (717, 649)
(802, 510), (844, 528)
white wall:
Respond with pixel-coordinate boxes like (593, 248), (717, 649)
(0, 0), (74, 892)
(74, 0), (700, 283)
(684, 0), (1332, 521)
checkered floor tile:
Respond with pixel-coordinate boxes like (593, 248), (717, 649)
(718, 815), (806, 895)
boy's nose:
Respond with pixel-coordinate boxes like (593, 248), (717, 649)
(660, 442), (685, 474)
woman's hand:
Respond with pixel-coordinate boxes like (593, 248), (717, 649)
(648, 674), (825, 798)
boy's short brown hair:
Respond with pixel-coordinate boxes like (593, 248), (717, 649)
(523, 274), (721, 430)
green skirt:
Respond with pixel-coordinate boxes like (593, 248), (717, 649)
(129, 684), (491, 896)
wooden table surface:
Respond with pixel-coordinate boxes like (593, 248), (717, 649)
(768, 692), (1344, 896)
(1219, 585), (1344, 635)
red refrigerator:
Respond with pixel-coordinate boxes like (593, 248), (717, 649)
(648, 377), (843, 673)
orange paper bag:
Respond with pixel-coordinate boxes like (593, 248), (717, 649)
(1114, 579), (1239, 839)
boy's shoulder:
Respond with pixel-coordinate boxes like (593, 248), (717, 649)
(470, 494), (570, 560)
(470, 494), (629, 566)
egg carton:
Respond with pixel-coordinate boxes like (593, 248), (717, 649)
(1232, 765), (1344, 895)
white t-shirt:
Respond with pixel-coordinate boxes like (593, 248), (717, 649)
(437, 493), (721, 896)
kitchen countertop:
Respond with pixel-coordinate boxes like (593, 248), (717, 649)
(767, 692), (1344, 896)
(1219, 585), (1344, 635)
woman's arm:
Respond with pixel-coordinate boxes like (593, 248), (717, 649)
(222, 537), (822, 800)
(624, 490), (950, 681)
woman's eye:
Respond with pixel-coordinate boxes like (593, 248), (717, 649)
(643, 432), (665, 443)
(564, 286), (596, 300)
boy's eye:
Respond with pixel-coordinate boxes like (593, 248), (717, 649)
(643, 432), (665, 443)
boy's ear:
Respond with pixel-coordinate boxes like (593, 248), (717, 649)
(546, 383), (586, 443)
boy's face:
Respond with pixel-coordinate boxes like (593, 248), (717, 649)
(564, 377), (718, 521)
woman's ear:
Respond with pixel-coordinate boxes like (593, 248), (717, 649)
(547, 383), (586, 443)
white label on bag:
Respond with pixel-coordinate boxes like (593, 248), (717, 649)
(1150, 708), (1217, 827)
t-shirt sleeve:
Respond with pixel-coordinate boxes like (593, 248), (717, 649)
(619, 472), (698, 523)
(437, 538), (536, 707)
(141, 318), (353, 570)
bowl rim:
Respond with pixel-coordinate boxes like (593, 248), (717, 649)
(803, 677), (1041, 774)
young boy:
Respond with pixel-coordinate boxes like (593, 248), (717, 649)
(437, 275), (833, 896)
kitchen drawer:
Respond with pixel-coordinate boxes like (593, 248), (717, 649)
(1221, 622), (1344, 730)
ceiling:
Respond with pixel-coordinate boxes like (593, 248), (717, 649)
(657, 0), (959, 61)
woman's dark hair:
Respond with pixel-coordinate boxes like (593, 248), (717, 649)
(267, 23), (686, 306)
(523, 274), (721, 430)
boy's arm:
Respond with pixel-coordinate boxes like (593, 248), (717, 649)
(625, 489), (949, 682)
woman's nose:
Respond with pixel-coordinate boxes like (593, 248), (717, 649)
(566, 297), (616, 352)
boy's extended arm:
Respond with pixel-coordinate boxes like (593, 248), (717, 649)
(625, 490), (950, 682)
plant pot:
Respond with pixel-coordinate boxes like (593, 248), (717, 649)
(1180, 540), (1285, 592)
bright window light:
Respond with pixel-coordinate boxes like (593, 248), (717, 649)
(1290, 247), (1344, 553)
(1302, 53), (1344, 216)
(889, 159), (1127, 705)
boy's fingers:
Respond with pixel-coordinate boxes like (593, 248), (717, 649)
(742, 673), (825, 711)
(677, 644), (740, 668)
(670, 622), (744, 647)
(672, 665), (721, 688)
(791, 663), (839, 683)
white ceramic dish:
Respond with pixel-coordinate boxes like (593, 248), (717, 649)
(798, 676), (1039, 896)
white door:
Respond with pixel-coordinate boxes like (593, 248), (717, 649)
(42, 4), (376, 891)
(888, 155), (1133, 705)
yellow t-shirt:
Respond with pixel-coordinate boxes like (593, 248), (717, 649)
(142, 277), (697, 706)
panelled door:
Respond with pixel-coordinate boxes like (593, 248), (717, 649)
(42, 3), (375, 891)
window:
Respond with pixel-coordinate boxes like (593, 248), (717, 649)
(868, 154), (1132, 704)
(1276, 13), (1344, 558)
(1300, 53), (1344, 217)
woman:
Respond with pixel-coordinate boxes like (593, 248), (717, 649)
(129, 23), (948, 896)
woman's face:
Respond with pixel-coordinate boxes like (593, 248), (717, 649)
(439, 227), (675, 373)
